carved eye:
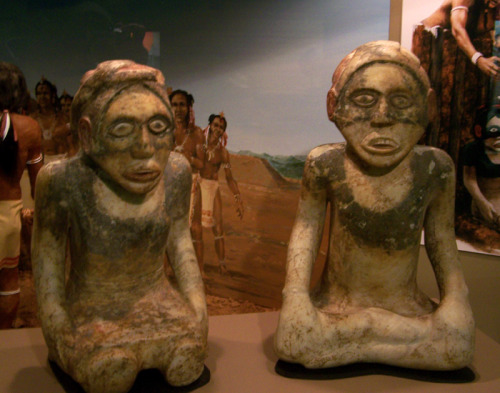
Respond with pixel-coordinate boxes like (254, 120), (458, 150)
(350, 92), (377, 108)
(390, 94), (412, 109)
(148, 118), (169, 134)
(109, 122), (134, 137)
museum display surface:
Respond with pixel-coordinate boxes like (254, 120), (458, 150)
(1, 311), (500, 392)
(31, 60), (208, 393)
(275, 41), (475, 370)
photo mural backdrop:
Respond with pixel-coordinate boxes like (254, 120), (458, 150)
(3, 0), (391, 311)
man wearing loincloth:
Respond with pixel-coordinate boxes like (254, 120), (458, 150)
(200, 113), (243, 274)
(0, 62), (43, 328)
(169, 89), (205, 270)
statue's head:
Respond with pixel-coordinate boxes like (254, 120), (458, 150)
(327, 40), (436, 168)
(72, 60), (174, 194)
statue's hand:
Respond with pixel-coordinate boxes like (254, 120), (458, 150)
(48, 321), (76, 370)
(432, 296), (474, 337)
(186, 289), (208, 337)
(275, 288), (321, 362)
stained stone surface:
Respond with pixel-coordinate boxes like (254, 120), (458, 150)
(274, 41), (475, 371)
(32, 60), (207, 393)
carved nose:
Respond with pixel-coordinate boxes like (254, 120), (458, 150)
(132, 128), (154, 158)
(371, 99), (393, 127)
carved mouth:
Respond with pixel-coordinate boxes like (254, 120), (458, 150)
(363, 137), (400, 155)
(123, 166), (161, 183)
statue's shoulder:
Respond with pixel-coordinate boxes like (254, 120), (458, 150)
(302, 143), (345, 189)
(308, 143), (344, 160)
(305, 143), (345, 175)
(165, 151), (192, 187)
(35, 157), (84, 206)
(414, 145), (454, 175)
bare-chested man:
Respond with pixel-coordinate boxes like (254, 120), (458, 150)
(200, 114), (244, 274)
(275, 41), (474, 370)
(53, 91), (76, 156)
(32, 60), (207, 392)
(0, 62), (43, 328)
(31, 77), (61, 157)
(169, 89), (205, 270)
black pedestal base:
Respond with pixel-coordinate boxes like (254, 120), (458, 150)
(49, 360), (210, 393)
(275, 360), (475, 383)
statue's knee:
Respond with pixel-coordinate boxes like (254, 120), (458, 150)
(76, 347), (139, 393)
(164, 342), (205, 386)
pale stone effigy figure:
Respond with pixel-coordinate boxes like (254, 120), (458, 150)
(32, 60), (207, 393)
(274, 41), (474, 371)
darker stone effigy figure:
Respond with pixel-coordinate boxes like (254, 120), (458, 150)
(32, 60), (208, 393)
(275, 41), (474, 371)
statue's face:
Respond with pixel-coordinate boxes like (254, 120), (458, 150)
(170, 93), (189, 125)
(90, 87), (174, 194)
(335, 63), (427, 168)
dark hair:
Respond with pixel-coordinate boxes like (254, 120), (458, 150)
(208, 113), (227, 130)
(35, 77), (58, 102)
(0, 62), (30, 113)
(59, 91), (74, 103)
(168, 89), (194, 107)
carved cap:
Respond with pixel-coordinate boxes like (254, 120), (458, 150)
(327, 40), (430, 122)
(71, 60), (170, 136)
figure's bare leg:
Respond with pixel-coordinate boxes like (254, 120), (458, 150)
(191, 185), (204, 273)
(0, 267), (20, 328)
(212, 190), (227, 274)
(76, 347), (139, 393)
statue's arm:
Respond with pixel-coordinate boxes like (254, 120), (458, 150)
(423, 152), (474, 360)
(283, 154), (327, 296)
(166, 162), (207, 331)
(425, 153), (471, 303)
(275, 151), (328, 361)
(31, 165), (73, 365)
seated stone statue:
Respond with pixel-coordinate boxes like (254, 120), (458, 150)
(274, 41), (474, 371)
(32, 60), (207, 393)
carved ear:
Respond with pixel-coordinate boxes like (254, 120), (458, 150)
(426, 88), (438, 129)
(78, 117), (93, 154)
(326, 88), (337, 122)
